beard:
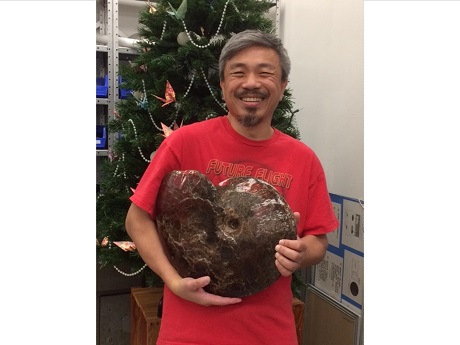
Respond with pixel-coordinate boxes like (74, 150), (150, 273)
(234, 90), (267, 128)
(237, 109), (260, 128)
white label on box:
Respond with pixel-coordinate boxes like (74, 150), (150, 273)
(96, 139), (101, 144)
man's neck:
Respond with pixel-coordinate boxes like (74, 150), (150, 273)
(226, 115), (274, 141)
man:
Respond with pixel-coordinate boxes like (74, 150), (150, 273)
(126, 29), (338, 345)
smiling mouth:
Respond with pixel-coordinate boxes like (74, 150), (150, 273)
(240, 97), (263, 102)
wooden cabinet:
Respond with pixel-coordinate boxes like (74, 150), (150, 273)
(130, 287), (163, 345)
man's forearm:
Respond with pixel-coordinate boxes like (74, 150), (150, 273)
(299, 234), (328, 268)
(125, 203), (181, 286)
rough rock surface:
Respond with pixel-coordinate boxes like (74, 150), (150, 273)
(155, 170), (297, 297)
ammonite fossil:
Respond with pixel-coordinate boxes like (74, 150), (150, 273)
(156, 170), (297, 297)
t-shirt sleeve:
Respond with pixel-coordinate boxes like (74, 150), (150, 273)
(129, 136), (180, 219)
(300, 162), (339, 237)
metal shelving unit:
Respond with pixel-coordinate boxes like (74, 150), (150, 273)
(96, 0), (116, 161)
(96, 0), (143, 174)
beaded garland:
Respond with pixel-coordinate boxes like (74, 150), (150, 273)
(114, 264), (147, 277)
(128, 119), (151, 163)
(180, 0), (232, 49)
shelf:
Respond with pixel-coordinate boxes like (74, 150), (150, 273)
(118, 46), (139, 55)
(119, 0), (152, 8)
(97, 98), (109, 105)
(96, 44), (109, 52)
(97, 150), (108, 157)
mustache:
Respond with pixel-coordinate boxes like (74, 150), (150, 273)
(235, 91), (267, 98)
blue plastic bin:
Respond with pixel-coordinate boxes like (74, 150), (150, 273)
(118, 76), (132, 99)
(96, 75), (109, 98)
(96, 125), (107, 149)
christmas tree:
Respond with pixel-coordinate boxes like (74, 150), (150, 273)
(96, 0), (302, 295)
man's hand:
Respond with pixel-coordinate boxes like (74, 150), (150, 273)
(274, 212), (328, 276)
(274, 237), (307, 277)
(169, 275), (242, 307)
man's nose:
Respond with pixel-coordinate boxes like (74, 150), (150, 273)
(242, 73), (261, 88)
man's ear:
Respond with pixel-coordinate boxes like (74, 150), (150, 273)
(280, 79), (288, 101)
(220, 81), (225, 100)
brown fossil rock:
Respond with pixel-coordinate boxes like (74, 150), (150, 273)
(155, 170), (297, 297)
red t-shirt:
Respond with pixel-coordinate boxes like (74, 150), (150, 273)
(130, 116), (338, 345)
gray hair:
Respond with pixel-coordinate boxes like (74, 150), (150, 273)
(219, 30), (291, 82)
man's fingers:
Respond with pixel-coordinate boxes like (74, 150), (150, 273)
(182, 276), (242, 306)
(276, 241), (301, 256)
(293, 212), (300, 225)
(275, 259), (293, 277)
(188, 276), (211, 290)
(278, 238), (307, 253)
(204, 295), (242, 306)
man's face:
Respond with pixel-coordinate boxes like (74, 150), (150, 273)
(220, 45), (288, 128)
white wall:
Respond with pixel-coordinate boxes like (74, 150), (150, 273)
(280, 0), (364, 200)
